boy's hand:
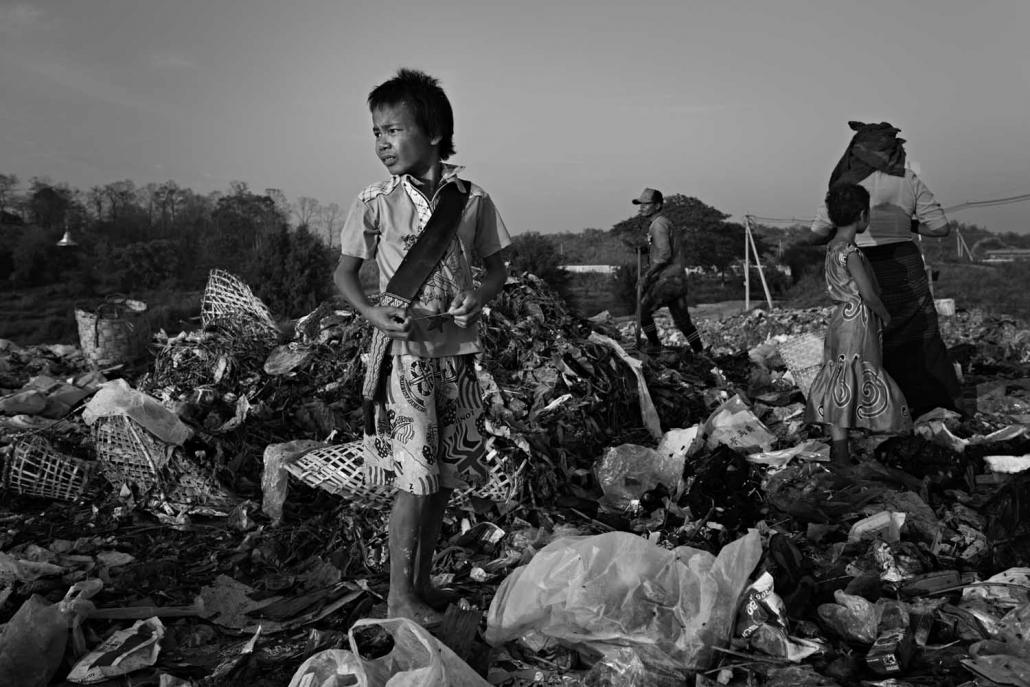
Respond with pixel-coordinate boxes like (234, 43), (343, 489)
(365, 305), (413, 339)
(446, 290), (484, 328)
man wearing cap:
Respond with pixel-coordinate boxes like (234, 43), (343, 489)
(632, 187), (705, 354)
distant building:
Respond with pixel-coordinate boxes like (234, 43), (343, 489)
(563, 264), (619, 274)
(983, 249), (1030, 263)
(562, 264), (738, 276)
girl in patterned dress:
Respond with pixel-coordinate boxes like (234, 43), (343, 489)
(806, 184), (911, 465)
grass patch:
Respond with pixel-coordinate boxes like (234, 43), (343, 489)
(779, 260), (1030, 321)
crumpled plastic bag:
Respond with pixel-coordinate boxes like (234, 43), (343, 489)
(288, 617), (489, 687)
(67, 617), (164, 683)
(962, 567), (1030, 611)
(264, 344), (314, 376)
(735, 572), (821, 662)
(594, 439), (687, 512)
(484, 529), (761, 672)
(817, 590), (878, 644)
(0, 580), (102, 687)
(588, 332), (662, 440)
(704, 394), (775, 453)
(82, 379), (191, 445)
(262, 440), (324, 524)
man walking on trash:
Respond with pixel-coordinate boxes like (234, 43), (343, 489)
(633, 187), (706, 355)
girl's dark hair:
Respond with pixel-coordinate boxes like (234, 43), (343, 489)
(825, 183), (870, 227)
(368, 68), (455, 160)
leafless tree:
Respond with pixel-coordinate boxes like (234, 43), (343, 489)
(319, 202), (343, 247)
(103, 180), (137, 221)
(264, 188), (290, 221)
(86, 186), (105, 221)
(293, 196), (320, 228)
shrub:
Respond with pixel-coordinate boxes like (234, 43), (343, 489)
(508, 232), (569, 294)
(246, 225), (336, 318)
(96, 239), (185, 291)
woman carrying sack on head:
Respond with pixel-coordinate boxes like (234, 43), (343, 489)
(810, 121), (963, 419)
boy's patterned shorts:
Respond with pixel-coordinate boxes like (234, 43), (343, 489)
(363, 354), (489, 495)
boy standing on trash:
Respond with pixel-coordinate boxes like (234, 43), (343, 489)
(334, 68), (511, 625)
(633, 187), (705, 354)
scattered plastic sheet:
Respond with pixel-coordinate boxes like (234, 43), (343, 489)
(82, 378), (191, 445)
(704, 394), (776, 453)
(747, 439), (829, 468)
(484, 529), (761, 672)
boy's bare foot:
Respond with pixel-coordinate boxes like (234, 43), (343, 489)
(387, 594), (444, 627)
(417, 585), (458, 611)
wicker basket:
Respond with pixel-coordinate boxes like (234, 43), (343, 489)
(3, 435), (95, 501)
(201, 269), (279, 342)
(286, 440), (523, 508)
(91, 415), (173, 492)
(286, 441), (392, 507)
(778, 332), (825, 397)
(75, 297), (151, 366)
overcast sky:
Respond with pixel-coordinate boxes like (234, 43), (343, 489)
(2, 0), (1028, 236)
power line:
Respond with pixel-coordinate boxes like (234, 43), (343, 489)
(747, 189), (1030, 227)
(745, 215), (814, 226)
(943, 192), (1030, 213)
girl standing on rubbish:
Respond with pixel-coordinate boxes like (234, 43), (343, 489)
(809, 121), (962, 418)
(805, 184), (911, 465)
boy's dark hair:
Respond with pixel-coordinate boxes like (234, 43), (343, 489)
(825, 183), (870, 227)
(368, 68), (455, 160)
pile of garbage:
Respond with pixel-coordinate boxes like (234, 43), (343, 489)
(2, 270), (1030, 686)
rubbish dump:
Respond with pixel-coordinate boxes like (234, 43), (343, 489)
(1, 270), (1030, 685)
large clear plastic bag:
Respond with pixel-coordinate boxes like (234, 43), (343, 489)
(484, 529), (761, 673)
(288, 617), (489, 687)
(594, 428), (701, 512)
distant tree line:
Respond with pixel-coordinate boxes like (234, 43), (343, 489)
(0, 173), (340, 318)
(3, 169), (1018, 319)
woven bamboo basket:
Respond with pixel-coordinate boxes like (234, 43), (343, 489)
(286, 440), (523, 508)
(778, 332), (825, 397)
(3, 435), (95, 501)
(75, 297), (151, 366)
(201, 269), (279, 342)
(91, 415), (173, 492)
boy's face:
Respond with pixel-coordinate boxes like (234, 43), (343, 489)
(372, 102), (440, 179)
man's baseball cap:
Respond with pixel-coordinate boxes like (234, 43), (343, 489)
(631, 188), (663, 205)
